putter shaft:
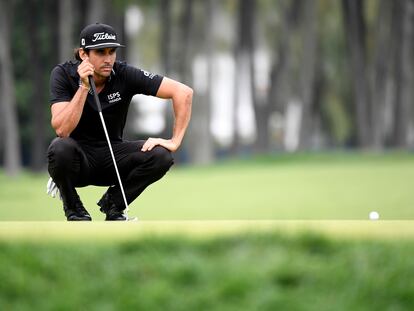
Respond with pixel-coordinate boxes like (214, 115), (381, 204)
(88, 76), (130, 215)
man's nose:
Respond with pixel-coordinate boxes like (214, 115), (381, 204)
(104, 53), (112, 62)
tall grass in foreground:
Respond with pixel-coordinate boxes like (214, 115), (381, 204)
(0, 232), (413, 310)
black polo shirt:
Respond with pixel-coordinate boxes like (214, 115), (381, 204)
(49, 60), (163, 143)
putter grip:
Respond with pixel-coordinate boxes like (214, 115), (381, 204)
(88, 76), (103, 112)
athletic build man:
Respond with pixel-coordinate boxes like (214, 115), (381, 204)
(47, 23), (192, 221)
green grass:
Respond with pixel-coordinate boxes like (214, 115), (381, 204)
(0, 231), (413, 310)
(0, 152), (413, 220)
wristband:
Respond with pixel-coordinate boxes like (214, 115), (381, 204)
(79, 84), (90, 91)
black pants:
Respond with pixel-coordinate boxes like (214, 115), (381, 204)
(47, 137), (174, 209)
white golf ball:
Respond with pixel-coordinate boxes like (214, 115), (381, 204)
(369, 211), (380, 220)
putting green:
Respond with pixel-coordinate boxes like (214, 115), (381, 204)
(1, 220), (413, 242)
(1, 153), (414, 221)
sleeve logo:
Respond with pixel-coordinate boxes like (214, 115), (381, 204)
(140, 69), (155, 79)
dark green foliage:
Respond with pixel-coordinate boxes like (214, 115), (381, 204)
(0, 233), (413, 310)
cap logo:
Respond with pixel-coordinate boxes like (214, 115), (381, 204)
(92, 32), (116, 42)
(81, 38), (85, 46)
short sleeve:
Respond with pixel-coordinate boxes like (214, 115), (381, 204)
(125, 65), (163, 96)
(49, 65), (74, 105)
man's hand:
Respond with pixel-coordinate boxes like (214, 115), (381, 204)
(141, 138), (179, 153)
(77, 57), (94, 87)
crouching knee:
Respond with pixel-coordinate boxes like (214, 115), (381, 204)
(47, 137), (83, 178)
(152, 146), (174, 173)
(47, 137), (78, 163)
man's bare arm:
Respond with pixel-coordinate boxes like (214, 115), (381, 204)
(51, 86), (90, 137)
(141, 77), (193, 152)
(51, 57), (95, 137)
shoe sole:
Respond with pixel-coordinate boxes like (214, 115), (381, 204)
(105, 216), (138, 221)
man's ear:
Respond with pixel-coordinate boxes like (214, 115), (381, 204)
(79, 48), (88, 61)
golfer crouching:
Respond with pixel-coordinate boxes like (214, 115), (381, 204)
(46, 23), (192, 221)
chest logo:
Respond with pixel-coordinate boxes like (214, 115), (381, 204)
(107, 92), (121, 104)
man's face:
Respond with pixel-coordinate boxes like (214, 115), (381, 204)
(88, 48), (117, 78)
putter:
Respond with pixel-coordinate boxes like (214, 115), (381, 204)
(88, 76), (137, 221)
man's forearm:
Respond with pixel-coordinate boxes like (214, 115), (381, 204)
(51, 86), (89, 137)
(143, 77), (193, 153)
(171, 86), (193, 147)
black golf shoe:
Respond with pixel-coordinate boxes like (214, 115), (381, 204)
(63, 200), (92, 221)
(97, 192), (127, 221)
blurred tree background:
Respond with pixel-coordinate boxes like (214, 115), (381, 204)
(1, 0), (414, 176)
